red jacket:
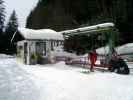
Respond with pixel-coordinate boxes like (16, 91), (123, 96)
(89, 51), (97, 64)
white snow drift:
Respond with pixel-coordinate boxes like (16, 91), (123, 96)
(96, 43), (133, 55)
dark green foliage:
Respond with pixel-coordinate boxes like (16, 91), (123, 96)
(0, 0), (5, 52)
(26, 0), (133, 54)
(4, 10), (19, 54)
(0, 0), (5, 33)
(26, 0), (132, 35)
(26, 0), (80, 31)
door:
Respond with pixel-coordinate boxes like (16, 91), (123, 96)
(24, 42), (28, 64)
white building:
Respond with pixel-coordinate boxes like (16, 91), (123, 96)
(16, 22), (115, 65)
(17, 28), (64, 65)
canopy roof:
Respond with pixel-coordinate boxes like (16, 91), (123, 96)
(18, 28), (64, 40)
(59, 22), (114, 36)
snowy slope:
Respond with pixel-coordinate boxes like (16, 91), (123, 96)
(0, 56), (133, 100)
(96, 43), (133, 55)
(0, 54), (13, 59)
(116, 43), (133, 54)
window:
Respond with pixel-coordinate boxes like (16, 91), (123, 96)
(36, 42), (46, 56)
(51, 41), (54, 51)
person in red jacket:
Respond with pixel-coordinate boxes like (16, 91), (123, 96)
(88, 50), (97, 72)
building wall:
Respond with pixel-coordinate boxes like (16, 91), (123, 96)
(17, 39), (64, 65)
(17, 41), (25, 63)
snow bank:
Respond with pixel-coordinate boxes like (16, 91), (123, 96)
(52, 46), (77, 58)
(18, 27), (64, 40)
(96, 46), (109, 55)
(116, 43), (133, 54)
(0, 54), (13, 59)
(96, 43), (133, 55)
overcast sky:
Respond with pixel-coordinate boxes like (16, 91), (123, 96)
(5, 0), (39, 27)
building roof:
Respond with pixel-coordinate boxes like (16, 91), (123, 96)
(18, 28), (64, 40)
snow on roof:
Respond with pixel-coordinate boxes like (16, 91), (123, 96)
(96, 43), (133, 55)
(59, 22), (114, 35)
(18, 27), (64, 40)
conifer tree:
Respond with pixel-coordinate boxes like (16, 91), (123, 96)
(0, 0), (5, 52)
(0, 0), (5, 33)
(5, 10), (19, 54)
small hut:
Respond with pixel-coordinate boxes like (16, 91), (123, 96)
(17, 28), (64, 65)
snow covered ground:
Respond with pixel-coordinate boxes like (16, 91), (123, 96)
(0, 55), (133, 100)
